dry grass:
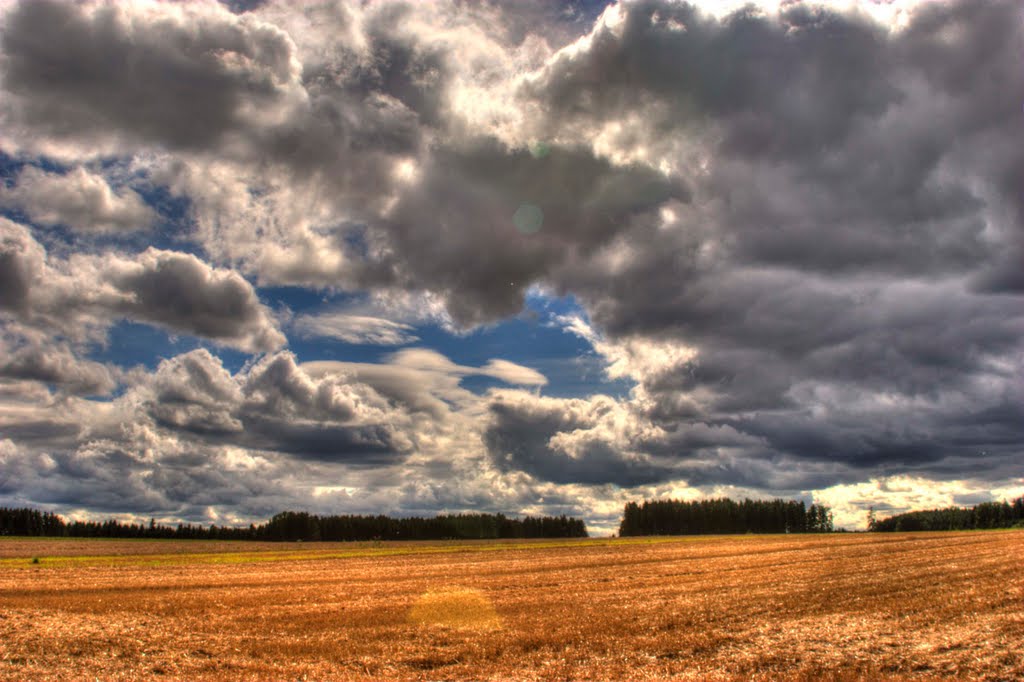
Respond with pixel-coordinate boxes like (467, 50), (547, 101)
(0, 531), (1021, 681)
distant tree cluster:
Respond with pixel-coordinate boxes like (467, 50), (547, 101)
(263, 511), (587, 541)
(0, 507), (260, 540)
(0, 507), (65, 537)
(0, 507), (587, 541)
(619, 498), (834, 536)
(869, 496), (1024, 532)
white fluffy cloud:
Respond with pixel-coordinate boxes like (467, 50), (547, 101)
(0, 166), (155, 233)
(814, 475), (1024, 530)
(0, 343), (569, 525)
(0, 218), (285, 352)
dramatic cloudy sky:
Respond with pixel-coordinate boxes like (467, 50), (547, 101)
(1, 0), (1021, 533)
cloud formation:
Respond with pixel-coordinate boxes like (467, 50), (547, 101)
(0, 0), (1021, 529)
(0, 166), (156, 233)
(0, 0), (305, 156)
(294, 312), (418, 346)
(0, 333), (117, 396)
(0, 344), (560, 524)
(0, 219), (285, 352)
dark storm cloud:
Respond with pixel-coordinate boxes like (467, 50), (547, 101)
(0, 420), (83, 445)
(0, 0), (433, 225)
(241, 419), (400, 464)
(529, 0), (1018, 280)
(485, 0), (1024, 489)
(721, 390), (1024, 480)
(606, 274), (1023, 409)
(221, 0), (270, 14)
(972, 251), (1024, 295)
(0, 0), (301, 151)
(0, 248), (31, 314)
(531, 1), (896, 158)
(0, 0), (1021, 518)
(0, 0), (688, 320)
(0, 219), (39, 315)
(546, 264), (1024, 486)
(382, 140), (687, 324)
(354, 6), (452, 129)
(485, 392), (675, 486)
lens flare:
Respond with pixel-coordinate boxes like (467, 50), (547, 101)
(407, 587), (500, 630)
(513, 203), (544, 234)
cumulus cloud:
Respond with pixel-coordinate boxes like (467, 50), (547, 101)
(509, 0), (1024, 493)
(123, 346), (545, 465)
(485, 389), (675, 486)
(0, 343), (565, 524)
(0, 0), (306, 157)
(377, 140), (687, 325)
(0, 166), (155, 233)
(0, 336), (117, 396)
(813, 475), (1024, 530)
(106, 248), (287, 352)
(239, 352), (411, 462)
(1, 0), (687, 323)
(120, 348), (413, 464)
(557, 314), (696, 384)
(0, 0), (1022, 528)
(0, 219), (285, 352)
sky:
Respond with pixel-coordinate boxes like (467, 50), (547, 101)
(0, 0), (1022, 535)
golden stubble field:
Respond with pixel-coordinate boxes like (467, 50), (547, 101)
(1, 531), (1022, 681)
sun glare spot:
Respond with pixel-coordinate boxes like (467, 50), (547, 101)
(392, 159), (418, 184)
(659, 205), (677, 226)
(407, 587), (501, 630)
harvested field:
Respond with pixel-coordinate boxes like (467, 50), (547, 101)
(1, 531), (1022, 681)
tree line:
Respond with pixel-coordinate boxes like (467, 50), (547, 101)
(868, 496), (1024, 532)
(262, 510), (587, 541)
(619, 498), (834, 536)
(0, 506), (587, 541)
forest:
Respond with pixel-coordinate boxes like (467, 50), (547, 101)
(0, 507), (587, 541)
(6, 495), (1023, 541)
(868, 496), (1024, 532)
(262, 510), (587, 541)
(619, 498), (834, 536)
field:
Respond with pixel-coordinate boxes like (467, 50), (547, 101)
(1, 531), (1022, 681)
